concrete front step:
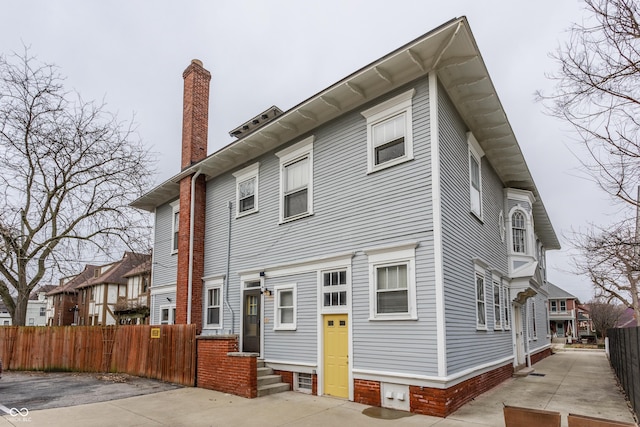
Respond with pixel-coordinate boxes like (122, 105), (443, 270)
(257, 382), (290, 397)
(257, 366), (273, 377)
(256, 359), (289, 397)
(513, 367), (535, 377)
(258, 374), (283, 387)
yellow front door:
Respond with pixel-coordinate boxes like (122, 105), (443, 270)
(323, 314), (349, 398)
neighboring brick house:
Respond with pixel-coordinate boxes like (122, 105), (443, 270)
(133, 17), (560, 417)
(46, 265), (97, 326)
(547, 281), (582, 340)
(76, 252), (150, 326)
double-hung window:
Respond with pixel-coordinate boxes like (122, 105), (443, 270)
(531, 299), (537, 339)
(170, 200), (180, 254)
(550, 300), (558, 312)
(276, 136), (314, 223)
(366, 242), (417, 320)
(468, 132), (484, 218)
(233, 163), (259, 217)
(361, 89), (415, 173)
(493, 279), (502, 330)
(274, 284), (296, 330)
(502, 283), (511, 329)
(511, 211), (527, 253)
(160, 304), (176, 325)
(560, 300), (566, 312)
(475, 265), (487, 329)
(204, 278), (223, 329)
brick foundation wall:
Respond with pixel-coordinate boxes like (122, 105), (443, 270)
(275, 370), (293, 388)
(409, 363), (514, 417)
(196, 336), (257, 398)
(530, 347), (552, 365)
(354, 379), (381, 407)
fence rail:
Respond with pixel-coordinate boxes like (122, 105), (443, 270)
(607, 326), (640, 421)
(0, 325), (195, 386)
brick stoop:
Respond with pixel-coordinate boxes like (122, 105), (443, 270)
(257, 360), (290, 397)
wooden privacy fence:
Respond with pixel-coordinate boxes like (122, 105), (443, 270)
(0, 325), (196, 386)
(607, 326), (640, 422)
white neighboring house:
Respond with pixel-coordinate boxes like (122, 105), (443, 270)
(26, 286), (56, 326)
(0, 303), (11, 325)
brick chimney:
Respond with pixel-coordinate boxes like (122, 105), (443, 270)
(176, 59), (210, 333)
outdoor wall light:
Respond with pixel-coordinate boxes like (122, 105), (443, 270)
(261, 288), (272, 297)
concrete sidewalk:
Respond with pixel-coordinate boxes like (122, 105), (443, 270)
(1, 351), (636, 427)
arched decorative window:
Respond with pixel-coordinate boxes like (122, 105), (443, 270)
(512, 211), (526, 253)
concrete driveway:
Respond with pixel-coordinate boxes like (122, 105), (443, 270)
(1, 351), (636, 427)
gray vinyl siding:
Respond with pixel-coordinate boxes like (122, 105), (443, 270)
(528, 292), (550, 353)
(263, 272), (317, 363)
(201, 76), (438, 376)
(152, 201), (178, 287)
(438, 86), (512, 375)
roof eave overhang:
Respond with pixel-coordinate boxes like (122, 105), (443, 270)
(131, 16), (560, 250)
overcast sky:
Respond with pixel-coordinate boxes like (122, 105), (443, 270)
(2, 0), (611, 302)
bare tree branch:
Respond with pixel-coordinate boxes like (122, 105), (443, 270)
(0, 47), (156, 325)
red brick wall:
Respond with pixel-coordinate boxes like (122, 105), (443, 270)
(175, 60), (210, 333)
(181, 60), (210, 169)
(530, 347), (552, 365)
(409, 363), (514, 417)
(275, 370), (293, 388)
(196, 336), (257, 398)
(354, 379), (381, 407)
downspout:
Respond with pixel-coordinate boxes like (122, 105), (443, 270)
(187, 169), (203, 325)
(225, 201), (234, 334)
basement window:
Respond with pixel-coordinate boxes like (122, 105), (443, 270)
(295, 373), (312, 393)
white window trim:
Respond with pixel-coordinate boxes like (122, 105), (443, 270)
(468, 132), (484, 219)
(321, 269), (349, 314)
(499, 210), (505, 242)
(502, 282), (511, 330)
(507, 206), (532, 256)
(275, 136), (314, 223)
(159, 303), (176, 325)
(365, 242), (417, 321)
(233, 162), (260, 218)
(474, 264), (488, 330)
(531, 298), (538, 340)
(274, 284), (297, 331)
(203, 278), (223, 330)
(492, 277), (502, 330)
(361, 89), (415, 174)
(170, 200), (180, 255)
(294, 372), (313, 394)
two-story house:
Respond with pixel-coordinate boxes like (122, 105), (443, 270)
(46, 265), (97, 326)
(114, 258), (152, 324)
(547, 281), (580, 340)
(76, 252), (150, 326)
(25, 285), (56, 326)
(133, 17), (559, 417)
